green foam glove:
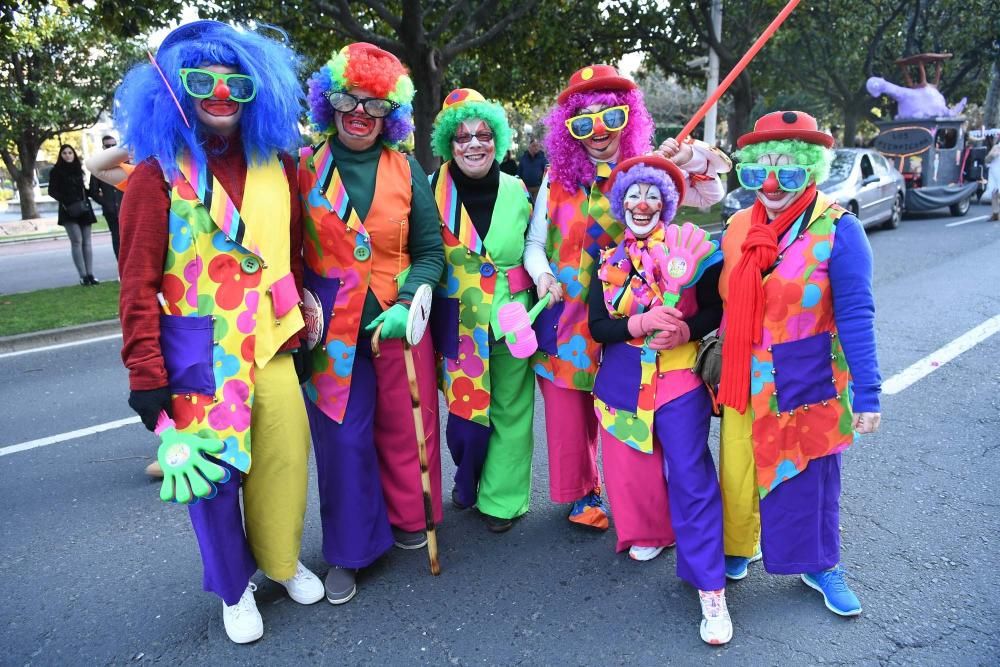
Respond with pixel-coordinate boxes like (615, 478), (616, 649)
(154, 412), (228, 504)
(365, 303), (409, 340)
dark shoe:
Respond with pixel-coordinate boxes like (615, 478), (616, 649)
(85, 274), (100, 285)
(483, 513), (514, 533)
(451, 487), (470, 510)
(79, 277), (91, 286)
(392, 526), (428, 549)
(324, 567), (357, 605)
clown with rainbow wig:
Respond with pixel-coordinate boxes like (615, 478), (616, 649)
(427, 88), (536, 533)
(589, 154), (732, 644)
(298, 43), (445, 605)
(114, 21), (323, 643)
(522, 65), (730, 531)
(716, 111), (882, 617)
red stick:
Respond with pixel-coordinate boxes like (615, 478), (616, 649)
(676, 0), (801, 143)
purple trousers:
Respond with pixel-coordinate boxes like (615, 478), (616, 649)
(446, 416), (490, 508)
(307, 339), (395, 569)
(759, 453), (842, 574)
(651, 385), (725, 591)
(188, 462), (257, 606)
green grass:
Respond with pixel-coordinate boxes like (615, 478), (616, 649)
(0, 281), (120, 336)
(680, 203), (725, 228)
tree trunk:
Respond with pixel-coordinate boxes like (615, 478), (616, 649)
(841, 110), (859, 148)
(726, 73), (753, 191)
(16, 168), (39, 220)
(407, 53), (443, 175)
(984, 58), (1000, 129)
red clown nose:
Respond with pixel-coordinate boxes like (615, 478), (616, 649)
(762, 171), (779, 193)
(593, 116), (606, 135)
(213, 79), (231, 100)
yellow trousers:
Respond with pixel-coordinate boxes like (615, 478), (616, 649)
(242, 353), (311, 580)
(719, 406), (761, 558)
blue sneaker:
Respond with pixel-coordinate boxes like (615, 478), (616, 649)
(567, 487), (609, 531)
(725, 549), (763, 581)
(801, 565), (862, 616)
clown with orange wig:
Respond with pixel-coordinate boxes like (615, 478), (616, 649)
(299, 43), (445, 605)
(523, 65), (730, 530)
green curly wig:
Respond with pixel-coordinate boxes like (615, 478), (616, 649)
(431, 98), (512, 163)
(734, 139), (834, 184)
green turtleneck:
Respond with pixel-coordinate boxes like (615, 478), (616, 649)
(327, 136), (445, 330)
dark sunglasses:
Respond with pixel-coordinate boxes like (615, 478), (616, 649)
(453, 131), (494, 144)
(324, 91), (399, 118)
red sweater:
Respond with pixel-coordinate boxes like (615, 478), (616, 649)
(118, 140), (303, 391)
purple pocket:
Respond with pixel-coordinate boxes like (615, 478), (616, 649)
(771, 332), (838, 412)
(159, 314), (215, 395)
(592, 342), (640, 412)
(304, 268), (341, 345)
(430, 296), (460, 359)
(532, 299), (565, 356)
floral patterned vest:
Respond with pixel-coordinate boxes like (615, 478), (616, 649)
(298, 141), (412, 423)
(159, 152), (302, 473)
(429, 164), (533, 426)
(531, 173), (622, 391)
(719, 194), (854, 498)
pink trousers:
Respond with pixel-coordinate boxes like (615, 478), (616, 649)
(538, 377), (600, 503)
(373, 335), (444, 531)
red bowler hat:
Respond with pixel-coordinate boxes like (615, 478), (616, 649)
(608, 154), (687, 204)
(557, 64), (637, 104)
(737, 110), (834, 148)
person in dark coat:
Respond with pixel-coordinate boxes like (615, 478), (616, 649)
(517, 137), (547, 201)
(48, 144), (99, 285)
(499, 150), (518, 175)
(88, 135), (125, 260)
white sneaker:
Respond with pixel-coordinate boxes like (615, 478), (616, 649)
(629, 545), (666, 561)
(698, 588), (733, 645)
(267, 561), (324, 605)
(222, 582), (264, 644)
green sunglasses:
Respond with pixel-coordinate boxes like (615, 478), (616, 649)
(179, 68), (257, 103)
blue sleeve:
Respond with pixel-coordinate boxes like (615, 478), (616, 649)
(829, 214), (881, 413)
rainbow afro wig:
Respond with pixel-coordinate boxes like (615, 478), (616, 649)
(114, 20), (304, 178)
(543, 88), (654, 190)
(431, 88), (511, 162)
(308, 42), (415, 146)
(608, 164), (680, 226)
(734, 140), (834, 184)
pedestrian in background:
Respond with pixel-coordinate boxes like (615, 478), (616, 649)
(517, 137), (547, 201)
(985, 139), (1000, 221)
(499, 149), (518, 175)
(48, 144), (99, 285)
(87, 135), (125, 259)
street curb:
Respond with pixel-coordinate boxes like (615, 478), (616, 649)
(0, 229), (110, 246)
(0, 319), (121, 355)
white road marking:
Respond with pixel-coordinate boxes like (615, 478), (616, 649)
(0, 416), (141, 457)
(0, 333), (121, 360)
(944, 215), (989, 228)
(883, 314), (1000, 395)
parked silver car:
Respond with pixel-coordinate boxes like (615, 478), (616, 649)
(721, 148), (906, 230)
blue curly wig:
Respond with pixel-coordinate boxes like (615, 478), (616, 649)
(609, 164), (679, 227)
(114, 21), (304, 177)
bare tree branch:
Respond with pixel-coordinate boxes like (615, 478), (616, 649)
(442, 0), (540, 63)
(428, 0), (471, 42)
(365, 0), (403, 31)
(315, 0), (402, 53)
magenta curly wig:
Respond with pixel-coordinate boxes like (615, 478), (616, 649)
(608, 164), (679, 226)
(543, 88), (654, 190)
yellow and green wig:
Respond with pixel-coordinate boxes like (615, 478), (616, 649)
(431, 88), (512, 162)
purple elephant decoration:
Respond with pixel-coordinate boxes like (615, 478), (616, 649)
(867, 77), (967, 120)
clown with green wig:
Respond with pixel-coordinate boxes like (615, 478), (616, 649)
(427, 89), (537, 533)
(299, 42), (445, 605)
(715, 111), (882, 617)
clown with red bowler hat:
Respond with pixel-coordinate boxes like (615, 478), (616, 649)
(716, 110), (882, 617)
(523, 64), (730, 533)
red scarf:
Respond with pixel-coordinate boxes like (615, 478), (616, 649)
(717, 184), (817, 413)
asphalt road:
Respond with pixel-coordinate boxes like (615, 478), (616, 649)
(0, 233), (119, 295)
(1, 203), (998, 666)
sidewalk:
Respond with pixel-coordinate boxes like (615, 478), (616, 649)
(0, 214), (109, 244)
(0, 319), (121, 355)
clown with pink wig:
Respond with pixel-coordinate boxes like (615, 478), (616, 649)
(588, 154), (731, 644)
(298, 42), (445, 605)
(523, 65), (730, 530)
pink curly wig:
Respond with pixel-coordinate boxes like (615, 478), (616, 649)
(543, 88), (654, 190)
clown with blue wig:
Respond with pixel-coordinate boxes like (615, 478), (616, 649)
(114, 20), (323, 643)
(298, 43), (445, 605)
(589, 154), (732, 644)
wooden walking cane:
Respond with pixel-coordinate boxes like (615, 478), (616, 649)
(371, 284), (440, 575)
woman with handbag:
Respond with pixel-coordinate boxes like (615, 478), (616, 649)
(48, 144), (99, 285)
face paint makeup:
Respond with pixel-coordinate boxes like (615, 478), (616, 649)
(576, 103), (625, 162)
(750, 153), (808, 218)
(333, 86), (385, 151)
(623, 182), (663, 237)
(191, 64), (243, 136)
(451, 118), (496, 179)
